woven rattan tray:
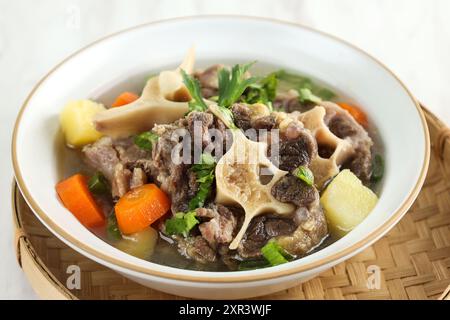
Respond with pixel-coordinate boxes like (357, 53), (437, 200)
(12, 106), (450, 300)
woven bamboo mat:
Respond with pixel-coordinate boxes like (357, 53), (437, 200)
(13, 107), (450, 300)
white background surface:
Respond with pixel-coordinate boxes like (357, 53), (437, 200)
(0, 0), (449, 299)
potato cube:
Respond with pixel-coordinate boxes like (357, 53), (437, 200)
(116, 227), (158, 259)
(60, 99), (105, 147)
(320, 169), (378, 236)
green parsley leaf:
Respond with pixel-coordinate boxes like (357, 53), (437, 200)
(243, 72), (278, 105)
(106, 212), (122, 242)
(188, 175), (214, 209)
(218, 105), (237, 129)
(181, 69), (208, 112)
(184, 211), (199, 232)
(164, 212), (184, 235)
(165, 211), (199, 237)
(134, 131), (159, 152)
(217, 62), (258, 108)
(293, 166), (315, 186)
(88, 172), (110, 195)
(298, 88), (322, 104)
(188, 153), (217, 210)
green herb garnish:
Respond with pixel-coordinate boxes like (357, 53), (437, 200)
(106, 212), (122, 241)
(298, 88), (322, 104)
(181, 63), (260, 129)
(217, 62), (258, 108)
(217, 105), (237, 129)
(165, 211), (199, 237)
(88, 172), (109, 195)
(188, 176), (214, 209)
(261, 239), (290, 266)
(242, 72), (278, 105)
(371, 154), (384, 182)
(188, 153), (216, 210)
(181, 69), (209, 112)
(293, 166), (315, 186)
(134, 131), (159, 152)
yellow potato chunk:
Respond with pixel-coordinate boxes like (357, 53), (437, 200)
(116, 227), (158, 259)
(60, 99), (105, 147)
(320, 169), (378, 236)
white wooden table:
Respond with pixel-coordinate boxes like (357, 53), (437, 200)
(1, 0), (449, 299)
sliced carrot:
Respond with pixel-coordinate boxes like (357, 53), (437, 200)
(115, 184), (171, 235)
(56, 174), (105, 228)
(111, 92), (139, 107)
(337, 102), (368, 127)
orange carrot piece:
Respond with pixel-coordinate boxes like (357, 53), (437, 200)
(337, 102), (368, 127)
(111, 92), (139, 107)
(115, 184), (171, 235)
(56, 174), (105, 228)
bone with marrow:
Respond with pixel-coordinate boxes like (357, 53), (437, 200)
(292, 102), (372, 188)
(209, 104), (294, 250)
(93, 48), (196, 138)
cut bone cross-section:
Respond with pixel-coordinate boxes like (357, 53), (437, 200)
(213, 126), (294, 250)
(93, 48), (196, 138)
(296, 105), (355, 188)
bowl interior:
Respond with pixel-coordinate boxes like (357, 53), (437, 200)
(13, 16), (428, 281)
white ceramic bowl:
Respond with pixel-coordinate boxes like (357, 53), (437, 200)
(12, 16), (429, 299)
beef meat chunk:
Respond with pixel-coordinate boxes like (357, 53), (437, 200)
(83, 137), (151, 198)
(322, 101), (373, 183)
(328, 114), (358, 139)
(177, 236), (217, 264)
(150, 120), (198, 213)
(114, 137), (150, 166)
(265, 219), (296, 237)
(278, 137), (316, 171)
(196, 205), (238, 248)
(150, 114), (231, 213)
(232, 103), (252, 131)
(83, 137), (120, 180)
(343, 148), (373, 183)
(276, 203), (328, 256)
(231, 103), (276, 141)
(238, 216), (267, 258)
(237, 216), (296, 258)
(271, 175), (318, 208)
(269, 124), (317, 172)
(252, 115), (276, 130)
(194, 65), (222, 98)
(237, 202), (328, 258)
(273, 90), (312, 113)
(187, 111), (214, 149)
